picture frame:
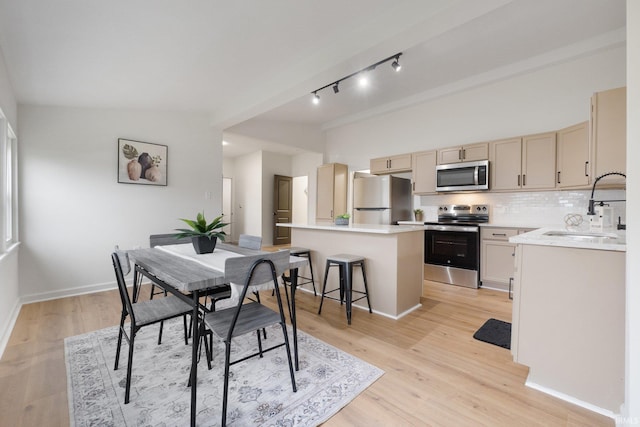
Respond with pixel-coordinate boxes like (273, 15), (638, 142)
(117, 138), (168, 186)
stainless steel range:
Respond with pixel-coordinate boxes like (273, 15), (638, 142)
(424, 204), (489, 288)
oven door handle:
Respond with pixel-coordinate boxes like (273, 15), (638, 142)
(424, 224), (479, 232)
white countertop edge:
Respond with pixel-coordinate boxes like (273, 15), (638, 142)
(277, 222), (425, 234)
(509, 227), (626, 252)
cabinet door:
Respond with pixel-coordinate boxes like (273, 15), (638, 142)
(333, 163), (348, 218)
(557, 122), (589, 188)
(437, 147), (462, 164)
(388, 154), (412, 172)
(316, 164), (335, 221)
(490, 138), (522, 191)
(412, 150), (437, 194)
(461, 142), (489, 162)
(591, 87), (626, 184)
(522, 132), (556, 190)
(481, 240), (516, 288)
(370, 157), (390, 174)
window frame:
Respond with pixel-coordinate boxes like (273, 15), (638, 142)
(1, 112), (18, 251)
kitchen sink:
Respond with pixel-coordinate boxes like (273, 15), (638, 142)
(542, 231), (619, 240)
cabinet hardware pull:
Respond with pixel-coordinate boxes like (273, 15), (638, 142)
(462, 149), (466, 160)
(522, 174), (526, 186)
(412, 182), (415, 191)
(493, 233), (507, 237)
(585, 161), (589, 177)
(458, 149), (462, 160)
(517, 175), (521, 186)
(557, 171), (561, 184)
(508, 277), (514, 300)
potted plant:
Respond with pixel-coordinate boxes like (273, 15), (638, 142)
(414, 208), (424, 222)
(335, 213), (350, 225)
(174, 212), (228, 254)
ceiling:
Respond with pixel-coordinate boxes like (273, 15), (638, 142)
(0, 0), (626, 158)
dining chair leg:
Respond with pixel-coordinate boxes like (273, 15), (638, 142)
(114, 314), (126, 370)
(125, 327), (136, 404)
(257, 329), (264, 357)
(280, 321), (297, 393)
(222, 341), (232, 427)
(253, 292), (268, 339)
(183, 315), (189, 345)
(158, 320), (164, 345)
(360, 261), (372, 313)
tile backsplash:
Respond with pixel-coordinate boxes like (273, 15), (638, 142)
(417, 189), (626, 228)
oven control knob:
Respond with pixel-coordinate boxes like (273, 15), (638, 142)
(443, 207), (448, 211)
(476, 206), (481, 211)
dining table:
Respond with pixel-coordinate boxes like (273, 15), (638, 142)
(127, 242), (307, 427)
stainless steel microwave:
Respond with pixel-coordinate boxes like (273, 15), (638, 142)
(436, 160), (489, 192)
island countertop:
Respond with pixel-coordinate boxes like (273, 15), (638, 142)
(509, 227), (626, 252)
(277, 222), (425, 235)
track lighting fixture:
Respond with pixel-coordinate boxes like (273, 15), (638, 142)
(310, 52), (403, 105)
(391, 55), (401, 72)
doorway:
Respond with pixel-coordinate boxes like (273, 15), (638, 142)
(222, 177), (233, 241)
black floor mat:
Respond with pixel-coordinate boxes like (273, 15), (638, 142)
(473, 318), (511, 349)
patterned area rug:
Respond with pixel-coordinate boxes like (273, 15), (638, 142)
(65, 319), (383, 426)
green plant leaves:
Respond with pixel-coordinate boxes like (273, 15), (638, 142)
(175, 212), (229, 241)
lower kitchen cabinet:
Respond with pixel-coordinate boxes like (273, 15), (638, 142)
(481, 227), (532, 293)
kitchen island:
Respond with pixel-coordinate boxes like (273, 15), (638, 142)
(509, 228), (625, 416)
(277, 222), (425, 319)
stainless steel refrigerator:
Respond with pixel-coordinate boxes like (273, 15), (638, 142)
(353, 175), (412, 224)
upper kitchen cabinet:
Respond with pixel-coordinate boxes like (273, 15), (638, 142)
(370, 153), (412, 174)
(556, 122), (589, 189)
(591, 86), (626, 185)
(490, 132), (556, 191)
(437, 142), (488, 164)
(411, 150), (437, 194)
(316, 163), (348, 222)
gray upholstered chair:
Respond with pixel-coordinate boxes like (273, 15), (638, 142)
(203, 250), (296, 426)
(111, 251), (193, 404)
(238, 234), (262, 250)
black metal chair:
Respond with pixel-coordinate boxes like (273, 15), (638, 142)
(111, 251), (193, 404)
(203, 250), (296, 426)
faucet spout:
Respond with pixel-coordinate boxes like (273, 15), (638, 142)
(587, 171), (626, 215)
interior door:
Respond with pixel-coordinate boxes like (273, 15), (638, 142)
(273, 175), (292, 245)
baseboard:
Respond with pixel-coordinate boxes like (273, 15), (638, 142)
(525, 379), (618, 419)
(19, 281), (117, 305)
(0, 299), (22, 360)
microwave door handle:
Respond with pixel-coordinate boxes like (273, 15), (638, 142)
(474, 166), (479, 185)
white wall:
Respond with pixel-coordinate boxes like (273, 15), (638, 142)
(292, 176), (308, 224)
(0, 46), (19, 356)
(325, 47), (626, 170)
(291, 151), (324, 223)
(17, 105), (222, 300)
(231, 151), (263, 241)
(625, 1), (639, 424)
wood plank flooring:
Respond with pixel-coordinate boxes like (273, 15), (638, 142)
(0, 279), (612, 426)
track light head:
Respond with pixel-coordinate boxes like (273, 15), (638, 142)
(391, 56), (401, 72)
(312, 92), (320, 105)
(332, 83), (339, 94)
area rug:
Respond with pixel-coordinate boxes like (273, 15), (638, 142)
(473, 318), (512, 349)
(65, 319), (383, 426)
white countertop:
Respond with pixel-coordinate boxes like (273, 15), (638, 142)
(277, 222), (425, 234)
(509, 227), (626, 252)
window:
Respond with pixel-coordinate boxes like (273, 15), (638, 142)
(1, 112), (17, 250)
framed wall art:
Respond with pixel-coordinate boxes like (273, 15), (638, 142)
(117, 138), (168, 186)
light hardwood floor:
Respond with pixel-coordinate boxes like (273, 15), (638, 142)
(0, 279), (612, 426)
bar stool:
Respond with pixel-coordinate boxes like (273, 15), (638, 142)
(286, 247), (317, 295)
(318, 254), (372, 325)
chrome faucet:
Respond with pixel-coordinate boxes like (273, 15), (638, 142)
(587, 171), (626, 230)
